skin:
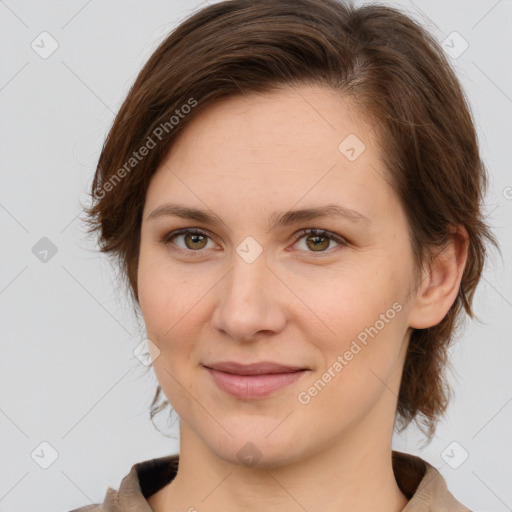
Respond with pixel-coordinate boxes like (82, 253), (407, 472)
(137, 84), (469, 512)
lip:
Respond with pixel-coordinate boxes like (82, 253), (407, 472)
(204, 361), (306, 375)
(203, 361), (308, 400)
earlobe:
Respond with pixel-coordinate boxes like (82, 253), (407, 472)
(408, 225), (469, 330)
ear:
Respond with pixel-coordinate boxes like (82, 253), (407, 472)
(408, 225), (469, 330)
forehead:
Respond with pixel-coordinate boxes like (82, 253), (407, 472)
(145, 84), (399, 227)
(167, 84), (373, 163)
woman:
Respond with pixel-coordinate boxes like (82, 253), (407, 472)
(75, 0), (499, 510)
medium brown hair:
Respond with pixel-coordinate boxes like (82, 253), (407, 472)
(83, 0), (500, 440)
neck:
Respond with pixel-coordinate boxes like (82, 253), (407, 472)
(149, 403), (409, 512)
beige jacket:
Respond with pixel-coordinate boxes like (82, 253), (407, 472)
(69, 451), (471, 511)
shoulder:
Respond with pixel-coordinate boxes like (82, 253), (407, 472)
(392, 451), (471, 511)
(415, 464), (471, 512)
(67, 454), (179, 512)
(67, 487), (119, 511)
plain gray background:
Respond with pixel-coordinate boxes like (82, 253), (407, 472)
(0, 0), (511, 511)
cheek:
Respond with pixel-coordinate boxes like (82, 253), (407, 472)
(308, 269), (408, 387)
(137, 256), (212, 400)
(139, 266), (201, 411)
(302, 267), (399, 343)
(138, 250), (197, 340)
(303, 312), (406, 430)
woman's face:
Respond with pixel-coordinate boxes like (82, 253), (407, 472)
(138, 84), (420, 467)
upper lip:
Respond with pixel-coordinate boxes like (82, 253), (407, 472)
(203, 361), (306, 375)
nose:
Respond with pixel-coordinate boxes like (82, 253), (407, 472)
(211, 251), (288, 342)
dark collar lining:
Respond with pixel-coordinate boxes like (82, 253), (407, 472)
(135, 454), (179, 499)
(392, 451), (428, 498)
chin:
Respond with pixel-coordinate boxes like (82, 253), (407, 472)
(207, 426), (305, 470)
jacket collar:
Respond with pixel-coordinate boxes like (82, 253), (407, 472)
(94, 450), (470, 511)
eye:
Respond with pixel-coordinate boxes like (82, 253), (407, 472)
(290, 228), (347, 255)
(161, 227), (347, 257)
(161, 228), (217, 256)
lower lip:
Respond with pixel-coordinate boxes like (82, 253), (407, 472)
(205, 367), (307, 399)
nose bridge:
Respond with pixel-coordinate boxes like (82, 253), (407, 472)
(212, 247), (286, 339)
(225, 248), (272, 313)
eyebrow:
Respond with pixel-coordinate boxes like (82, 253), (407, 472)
(146, 202), (372, 229)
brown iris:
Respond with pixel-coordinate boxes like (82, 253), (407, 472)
(305, 233), (330, 251)
(184, 233), (208, 250)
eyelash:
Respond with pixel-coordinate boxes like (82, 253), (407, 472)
(160, 227), (348, 257)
